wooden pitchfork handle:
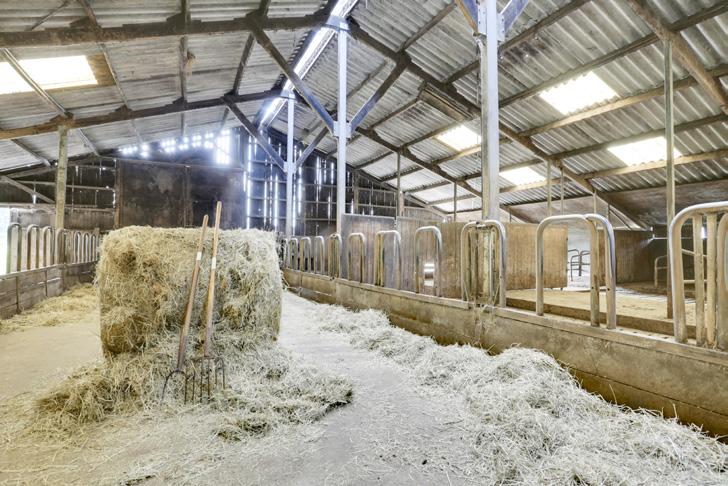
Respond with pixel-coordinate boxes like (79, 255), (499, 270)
(174, 215), (209, 371)
(203, 201), (222, 358)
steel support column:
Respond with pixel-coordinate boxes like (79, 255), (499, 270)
(453, 181), (458, 220)
(396, 151), (403, 217)
(477, 0), (501, 220)
(286, 98), (295, 237)
(665, 39), (676, 318)
(55, 125), (68, 230)
(665, 40), (676, 229)
(336, 22), (349, 234)
(546, 159), (552, 216)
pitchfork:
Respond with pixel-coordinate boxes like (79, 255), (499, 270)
(194, 201), (226, 400)
(162, 214), (209, 402)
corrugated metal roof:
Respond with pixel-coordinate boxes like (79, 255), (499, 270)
(0, 0), (726, 223)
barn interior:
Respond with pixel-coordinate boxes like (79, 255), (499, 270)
(1, 0), (728, 484)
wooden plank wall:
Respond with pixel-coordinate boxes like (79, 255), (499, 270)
(0, 262), (95, 319)
(506, 223), (567, 290)
(592, 230), (663, 284)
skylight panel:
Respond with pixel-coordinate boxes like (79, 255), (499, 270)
(501, 166), (545, 186)
(608, 136), (682, 166)
(539, 72), (617, 115)
(0, 55), (97, 95)
(0, 63), (30, 94)
(436, 125), (481, 151)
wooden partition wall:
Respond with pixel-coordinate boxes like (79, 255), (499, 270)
(339, 215), (568, 299)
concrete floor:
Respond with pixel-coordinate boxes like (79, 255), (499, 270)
(0, 318), (101, 400)
(0, 292), (471, 485)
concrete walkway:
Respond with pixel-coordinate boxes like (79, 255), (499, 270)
(204, 291), (469, 485)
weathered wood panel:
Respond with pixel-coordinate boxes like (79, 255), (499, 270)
(340, 214), (395, 284)
(0, 262), (95, 320)
(505, 223), (567, 290)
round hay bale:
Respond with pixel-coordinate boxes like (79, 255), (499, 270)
(96, 226), (282, 356)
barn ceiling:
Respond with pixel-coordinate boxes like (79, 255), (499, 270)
(0, 0), (726, 226)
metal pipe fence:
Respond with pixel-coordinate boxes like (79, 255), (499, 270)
(374, 230), (402, 290)
(5, 224), (98, 274)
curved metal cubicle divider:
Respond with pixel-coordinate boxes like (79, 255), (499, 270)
(374, 230), (402, 289)
(670, 202), (728, 348)
(298, 237), (312, 272)
(6, 225), (98, 273)
(312, 236), (326, 274)
(414, 226), (442, 297)
(460, 220), (507, 307)
(347, 233), (366, 283)
(585, 213), (617, 329)
(328, 233), (342, 278)
(537, 215), (604, 327)
(6, 223), (22, 273)
(287, 238), (299, 270)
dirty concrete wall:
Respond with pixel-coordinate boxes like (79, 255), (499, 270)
(115, 160), (247, 229)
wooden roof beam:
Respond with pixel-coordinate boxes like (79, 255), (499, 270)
(626, 0), (728, 115)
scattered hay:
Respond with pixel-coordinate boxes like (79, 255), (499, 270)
(30, 227), (350, 436)
(96, 226), (281, 355)
(311, 303), (728, 484)
(33, 334), (352, 436)
(0, 284), (97, 334)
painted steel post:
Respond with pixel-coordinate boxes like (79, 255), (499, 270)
(336, 21), (349, 235)
(396, 150), (403, 217)
(477, 0), (500, 221)
(665, 39), (675, 318)
(453, 181), (458, 220)
(285, 98), (295, 237)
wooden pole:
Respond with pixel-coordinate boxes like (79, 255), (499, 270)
(54, 125), (68, 230)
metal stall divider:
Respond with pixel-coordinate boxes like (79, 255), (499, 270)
(55, 229), (68, 264)
(298, 237), (312, 272)
(6, 223), (22, 273)
(537, 215), (601, 326)
(328, 234), (342, 278)
(288, 238), (299, 270)
(585, 214), (617, 329)
(41, 226), (54, 267)
(374, 230), (402, 290)
(281, 238), (289, 267)
(347, 233), (366, 283)
(312, 236), (326, 274)
(414, 226), (442, 297)
(460, 220), (507, 307)
(82, 233), (91, 262)
(72, 231), (82, 263)
(670, 202), (728, 348)
(25, 224), (40, 270)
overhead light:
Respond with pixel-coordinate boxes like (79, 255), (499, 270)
(501, 166), (545, 185)
(0, 55), (98, 95)
(608, 136), (682, 166)
(436, 125), (481, 151)
(539, 72), (616, 115)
